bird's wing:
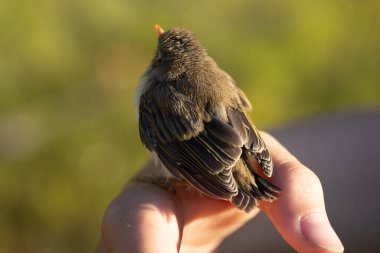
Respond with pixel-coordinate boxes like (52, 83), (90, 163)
(138, 82), (207, 148)
(139, 83), (243, 199)
(155, 118), (243, 199)
(227, 108), (274, 177)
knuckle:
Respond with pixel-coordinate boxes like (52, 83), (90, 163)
(280, 160), (323, 192)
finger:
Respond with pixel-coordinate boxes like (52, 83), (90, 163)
(259, 132), (344, 253)
(100, 183), (181, 253)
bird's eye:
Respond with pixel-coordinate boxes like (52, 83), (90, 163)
(156, 51), (162, 63)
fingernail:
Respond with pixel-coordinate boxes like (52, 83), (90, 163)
(301, 212), (344, 252)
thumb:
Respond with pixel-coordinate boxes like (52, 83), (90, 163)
(259, 132), (344, 253)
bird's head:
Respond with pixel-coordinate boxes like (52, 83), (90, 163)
(151, 25), (207, 80)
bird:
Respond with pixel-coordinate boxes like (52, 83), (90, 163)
(135, 25), (280, 212)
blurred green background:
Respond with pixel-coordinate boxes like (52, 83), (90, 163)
(0, 0), (379, 252)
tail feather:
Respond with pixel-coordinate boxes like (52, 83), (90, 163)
(232, 191), (256, 213)
(231, 150), (281, 212)
(232, 175), (280, 212)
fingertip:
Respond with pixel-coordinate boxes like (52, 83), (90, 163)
(262, 202), (344, 253)
(259, 133), (344, 252)
(301, 212), (344, 252)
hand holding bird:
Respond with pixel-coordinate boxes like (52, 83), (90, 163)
(96, 132), (344, 253)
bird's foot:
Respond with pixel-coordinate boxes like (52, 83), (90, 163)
(133, 176), (187, 194)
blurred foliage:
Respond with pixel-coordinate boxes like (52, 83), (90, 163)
(0, 0), (379, 252)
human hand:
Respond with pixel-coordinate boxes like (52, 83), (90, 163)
(95, 132), (344, 253)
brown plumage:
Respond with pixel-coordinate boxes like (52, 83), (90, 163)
(136, 26), (280, 212)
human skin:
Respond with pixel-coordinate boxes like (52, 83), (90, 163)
(95, 132), (344, 253)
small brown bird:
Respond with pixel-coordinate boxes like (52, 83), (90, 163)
(136, 25), (280, 212)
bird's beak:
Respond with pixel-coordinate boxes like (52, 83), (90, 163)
(155, 24), (165, 37)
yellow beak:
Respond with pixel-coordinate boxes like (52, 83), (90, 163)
(155, 24), (165, 37)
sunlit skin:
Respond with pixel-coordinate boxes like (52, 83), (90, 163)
(96, 132), (344, 253)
